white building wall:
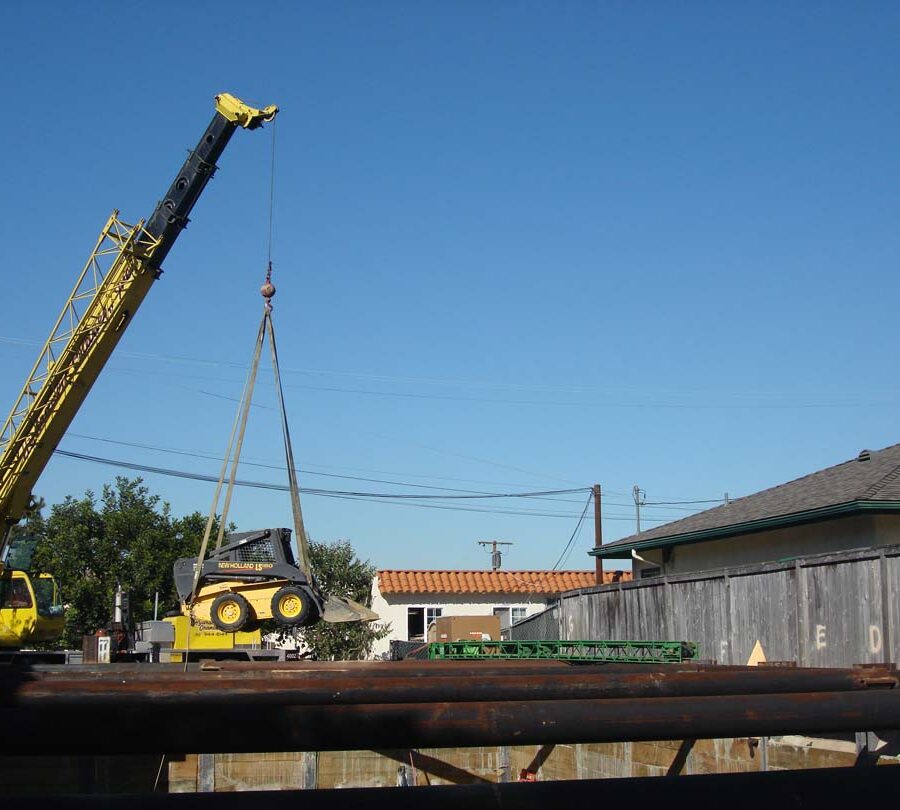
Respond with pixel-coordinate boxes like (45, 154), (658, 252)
(370, 576), (551, 658)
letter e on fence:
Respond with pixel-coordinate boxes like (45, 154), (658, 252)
(815, 624), (827, 650)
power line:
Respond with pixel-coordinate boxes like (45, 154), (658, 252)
(152, 372), (900, 411)
(50, 449), (672, 523)
(5, 337), (894, 410)
(559, 518), (587, 570)
(644, 498), (726, 506)
(53, 449), (585, 502)
(61, 435), (731, 516)
(60, 435), (730, 512)
(66, 426), (586, 490)
(65, 433), (570, 491)
(551, 490), (592, 571)
(66, 433), (534, 496)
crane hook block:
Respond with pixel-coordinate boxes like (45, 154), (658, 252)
(214, 93), (279, 129)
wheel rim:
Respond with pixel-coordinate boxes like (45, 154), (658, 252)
(279, 593), (303, 619)
(218, 599), (241, 624)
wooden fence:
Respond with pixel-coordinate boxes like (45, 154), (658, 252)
(512, 543), (900, 667)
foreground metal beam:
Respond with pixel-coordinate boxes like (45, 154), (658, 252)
(3, 664), (895, 707)
(6, 767), (900, 809)
(2, 688), (900, 755)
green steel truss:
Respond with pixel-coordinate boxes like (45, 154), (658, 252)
(427, 639), (699, 663)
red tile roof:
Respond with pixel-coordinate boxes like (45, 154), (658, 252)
(377, 569), (630, 595)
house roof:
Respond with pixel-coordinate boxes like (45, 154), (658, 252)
(377, 569), (627, 595)
(593, 443), (900, 559)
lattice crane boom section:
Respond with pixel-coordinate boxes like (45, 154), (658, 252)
(0, 213), (161, 535)
(428, 639), (700, 663)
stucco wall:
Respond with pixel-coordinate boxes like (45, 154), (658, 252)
(631, 514), (900, 578)
(370, 577), (551, 658)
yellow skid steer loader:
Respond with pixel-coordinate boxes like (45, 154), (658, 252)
(175, 528), (376, 632)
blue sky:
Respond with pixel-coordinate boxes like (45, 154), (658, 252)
(2, 3), (899, 571)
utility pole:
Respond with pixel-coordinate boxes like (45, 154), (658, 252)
(592, 484), (603, 585)
(478, 540), (513, 570)
(633, 485), (645, 534)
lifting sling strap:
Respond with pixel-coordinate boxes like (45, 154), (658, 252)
(187, 284), (312, 604)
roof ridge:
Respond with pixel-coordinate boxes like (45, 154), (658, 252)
(726, 443), (900, 506)
(600, 441), (900, 549)
(862, 461), (900, 499)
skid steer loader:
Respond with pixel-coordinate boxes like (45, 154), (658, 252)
(174, 528), (376, 632)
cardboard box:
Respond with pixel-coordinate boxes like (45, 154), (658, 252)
(427, 615), (501, 643)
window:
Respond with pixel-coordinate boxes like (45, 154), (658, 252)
(406, 607), (444, 641)
(407, 607), (443, 641)
(640, 566), (661, 579)
(236, 537), (275, 563)
(493, 606), (511, 629)
(0, 577), (33, 609)
(407, 608), (424, 640)
(511, 607), (527, 625)
(32, 577), (63, 617)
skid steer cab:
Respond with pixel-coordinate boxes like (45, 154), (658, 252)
(174, 528), (376, 632)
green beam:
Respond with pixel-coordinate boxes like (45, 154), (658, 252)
(428, 639), (699, 663)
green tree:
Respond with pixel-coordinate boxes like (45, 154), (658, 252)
(295, 539), (390, 660)
(31, 477), (203, 648)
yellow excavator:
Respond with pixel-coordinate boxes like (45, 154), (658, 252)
(0, 94), (277, 648)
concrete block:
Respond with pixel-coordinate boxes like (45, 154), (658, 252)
(631, 742), (681, 769)
(631, 762), (667, 778)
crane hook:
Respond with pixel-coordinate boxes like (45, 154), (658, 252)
(260, 261), (276, 311)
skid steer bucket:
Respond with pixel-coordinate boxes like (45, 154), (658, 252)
(322, 595), (379, 623)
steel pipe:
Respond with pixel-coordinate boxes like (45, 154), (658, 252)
(3, 665), (894, 707)
(25, 659), (705, 678)
(2, 689), (900, 755)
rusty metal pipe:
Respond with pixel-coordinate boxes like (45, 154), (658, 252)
(3, 689), (900, 755)
(16, 660), (887, 681)
(5, 666), (894, 707)
(26, 659), (701, 678)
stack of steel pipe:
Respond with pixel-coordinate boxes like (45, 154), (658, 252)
(0, 660), (896, 756)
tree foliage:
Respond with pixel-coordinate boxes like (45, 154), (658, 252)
(295, 539), (390, 660)
(30, 477), (204, 648)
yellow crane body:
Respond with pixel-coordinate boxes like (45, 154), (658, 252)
(0, 572), (64, 647)
(0, 95), (277, 647)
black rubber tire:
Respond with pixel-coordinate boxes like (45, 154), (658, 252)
(210, 592), (250, 632)
(271, 585), (312, 627)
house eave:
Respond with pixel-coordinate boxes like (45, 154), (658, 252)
(590, 500), (900, 559)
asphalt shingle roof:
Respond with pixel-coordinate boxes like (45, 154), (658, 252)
(598, 443), (900, 554)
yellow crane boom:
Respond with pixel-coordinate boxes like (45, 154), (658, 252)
(0, 94), (277, 647)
